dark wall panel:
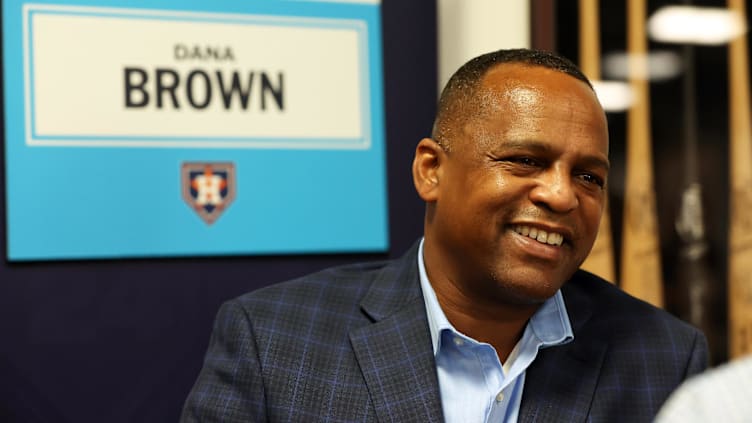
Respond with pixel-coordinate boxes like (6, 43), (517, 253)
(0, 1), (437, 421)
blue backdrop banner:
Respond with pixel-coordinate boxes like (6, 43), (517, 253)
(3, 0), (387, 260)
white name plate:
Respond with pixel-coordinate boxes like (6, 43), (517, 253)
(25, 5), (370, 149)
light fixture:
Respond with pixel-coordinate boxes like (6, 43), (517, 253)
(591, 80), (635, 112)
(648, 6), (746, 45)
(603, 50), (683, 81)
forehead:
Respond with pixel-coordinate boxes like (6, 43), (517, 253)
(466, 63), (608, 153)
(478, 63), (600, 112)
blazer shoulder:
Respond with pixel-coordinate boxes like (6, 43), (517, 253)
(233, 242), (423, 319)
(233, 259), (389, 307)
(244, 260), (390, 296)
(553, 270), (710, 421)
(566, 270), (704, 338)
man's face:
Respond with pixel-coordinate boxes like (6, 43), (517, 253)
(423, 63), (609, 305)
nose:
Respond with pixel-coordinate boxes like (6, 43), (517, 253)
(529, 167), (578, 213)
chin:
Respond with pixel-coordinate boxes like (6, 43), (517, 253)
(501, 286), (559, 305)
(491, 270), (570, 305)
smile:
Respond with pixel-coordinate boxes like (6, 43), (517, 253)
(513, 225), (564, 246)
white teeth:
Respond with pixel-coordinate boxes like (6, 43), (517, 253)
(547, 233), (563, 245)
(514, 225), (564, 246)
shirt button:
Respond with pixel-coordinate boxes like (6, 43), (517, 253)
(453, 337), (464, 347)
(496, 392), (504, 402)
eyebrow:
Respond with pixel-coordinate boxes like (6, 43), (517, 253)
(500, 140), (611, 172)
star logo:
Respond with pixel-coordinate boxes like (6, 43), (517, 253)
(181, 162), (236, 225)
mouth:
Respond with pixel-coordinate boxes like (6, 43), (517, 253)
(513, 225), (565, 247)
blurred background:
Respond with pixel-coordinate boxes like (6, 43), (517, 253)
(2, 0), (751, 421)
(554, 0), (746, 366)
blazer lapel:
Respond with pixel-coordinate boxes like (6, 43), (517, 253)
(518, 273), (608, 423)
(349, 243), (444, 423)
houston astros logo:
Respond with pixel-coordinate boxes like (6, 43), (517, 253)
(181, 162), (236, 224)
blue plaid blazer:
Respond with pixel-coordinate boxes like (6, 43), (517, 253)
(181, 243), (708, 422)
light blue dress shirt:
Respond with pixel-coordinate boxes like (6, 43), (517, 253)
(418, 239), (574, 423)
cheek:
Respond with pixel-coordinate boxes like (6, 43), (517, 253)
(474, 178), (515, 215)
(581, 196), (606, 230)
(491, 173), (511, 191)
(478, 164), (518, 194)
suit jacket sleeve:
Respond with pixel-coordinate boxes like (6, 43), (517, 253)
(685, 329), (709, 378)
(180, 300), (267, 423)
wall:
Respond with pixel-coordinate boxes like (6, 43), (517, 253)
(437, 0), (529, 91)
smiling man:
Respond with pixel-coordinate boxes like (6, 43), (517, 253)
(182, 49), (708, 423)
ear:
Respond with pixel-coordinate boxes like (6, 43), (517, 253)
(412, 138), (444, 202)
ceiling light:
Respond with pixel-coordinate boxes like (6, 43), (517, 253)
(592, 80), (635, 112)
(648, 6), (746, 45)
(603, 50), (683, 81)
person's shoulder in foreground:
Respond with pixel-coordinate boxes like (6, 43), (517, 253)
(181, 48), (708, 423)
(655, 354), (752, 423)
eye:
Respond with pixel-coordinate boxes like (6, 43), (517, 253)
(578, 173), (605, 188)
(494, 155), (548, 176)
(507, 156), (542, 167)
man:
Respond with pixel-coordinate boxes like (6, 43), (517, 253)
(181, 49), (708, 422)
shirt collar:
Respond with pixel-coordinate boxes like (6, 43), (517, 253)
(417, 238), (574, 356)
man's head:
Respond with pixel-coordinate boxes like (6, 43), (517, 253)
(413, 48), (609, 306)
(432, 49), (594, 152)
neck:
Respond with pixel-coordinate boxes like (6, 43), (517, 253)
(432, 279), (540, 362)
